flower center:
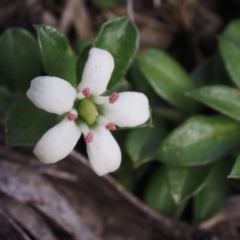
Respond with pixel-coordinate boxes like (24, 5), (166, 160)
(78, 98), (98, 125)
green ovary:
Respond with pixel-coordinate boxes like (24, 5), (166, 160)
(78, 98), (98, 125)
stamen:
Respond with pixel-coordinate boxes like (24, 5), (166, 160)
(109, 92), (119, 104)
(85, 132), (93, 143)
(106, 123), (116, 131)
(68, 113), (77, 121)
(82, 87), (91, 98)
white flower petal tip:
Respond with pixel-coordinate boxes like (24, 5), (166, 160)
(87, 127), (121, 176)
(78, 48), (114, 95)
(27, 76), (77, 115)
(33, 118), (81, 164)
(103, 92), (150, 128)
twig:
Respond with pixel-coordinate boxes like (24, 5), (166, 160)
(153, 0), (162, 8)
(59, 0), (93, 40)
(126, 0), (134, 21)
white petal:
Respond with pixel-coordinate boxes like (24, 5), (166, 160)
(27, 76), (77, 115)
(78, 48), (114, 95)
(34, 118), (81, 164)
(103, 92), (150, 127)
(87, 126), (121, 176)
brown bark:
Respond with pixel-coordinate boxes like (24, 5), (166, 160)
(0, 125), (236, 240)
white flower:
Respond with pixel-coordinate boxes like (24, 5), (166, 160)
(27, 48), (150, 176)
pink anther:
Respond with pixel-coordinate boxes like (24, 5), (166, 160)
(82, 87), (91, 98)
(106, 123), (116, 131)
(68, 113), (77, 121)
(85, 132), (93, 143)
(109, 92), (119, 104)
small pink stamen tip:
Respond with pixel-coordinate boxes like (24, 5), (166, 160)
(85, 132), (93, 143)
(106, 123), (116, 131)
(109, 92), (119, 104)
(82, 87), (91, 98)
(68, 113), (77, 121)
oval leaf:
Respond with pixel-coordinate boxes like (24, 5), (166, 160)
(138, 48), (198, 113)
(188, 85), (240, 122)
(194, 160), (228, 223)
(143, 166), (185, 218)
(219, 37), (240, 88)
(191, 54), (231, 87)
(0, 28), (41, 93)
(0, 96), (10, 117)
(90, 0), (125, 8)
(166, 165), (210, 205)
(35, 25), (77, 86)
(77, 17), (139, 88)
(229, 153), (240, 179)
(157, 115), (240, 166)
(222, 19), (240, 42)
(95, 17), (139, 88)
(6, 99), (57, 146)
(125, 122), (167, 168)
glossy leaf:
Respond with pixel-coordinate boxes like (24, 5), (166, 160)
(143, 166), (185, 218)
(125, 121), (167, 168)
(166, 165), (210, 204)
(6, 99), (57, 146)
(188, 85), (240, 122)
(35, 25), (77, 86)
(0, 28), (41, 93)
(157, 115), (240, 166)
(222, 19), (240, 42)
(95, 17), (139, 88)
(90, 0), (125, 8)
(138, 48), (198, 113)
(104, 78), (130, 96)
(219, 37), (240, 88)
(77, 17), (139, 88)
(191, 53), (231, 87)
(0, 96), (10, 117)
(129, 60), (158, 104)
(76, 44), (92, 85)
(194, 160), (228, 223)
(229, 153), (240, 178)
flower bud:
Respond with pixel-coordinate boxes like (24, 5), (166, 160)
(78, 98), (98, 125)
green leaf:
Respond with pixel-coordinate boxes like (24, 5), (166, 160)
(104, 78), (130, 96)
(194, 160), (228, 223)
(219, 37), (240, 88)
(90, 0), (125, 8)
(95, 17), (139, 88)
(129, 60), (158, 104)
(0, 96), (10, 117)
(166, 165), (210, 204)
(157, 115), (240, 166)
(191, 53), (231, 87)
(229, 153), (240, 178)
(35, 25), (77, 86)
(0, 28), (41, 94)
(125, 121), (167, 168)
(222, 19), (240, 42)
(76, 44), (92, 85)
(138, 48), (198, 113)
(167, 0), (179, 4)
(143, 166), (185, 218)
(188, 85), (240, 122)
(6, 99), (57, 146)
